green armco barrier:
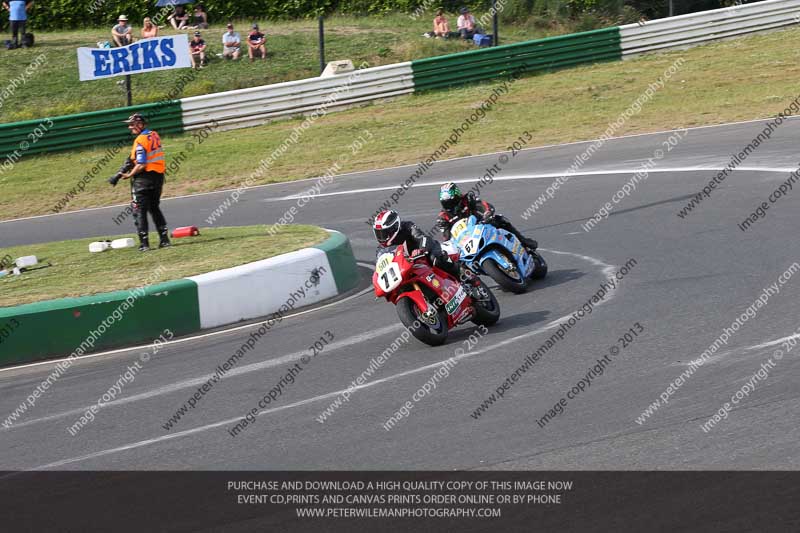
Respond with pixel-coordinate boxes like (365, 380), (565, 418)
(0, 100), (184, 159)
(411, 27), (621, 91)
(0, 279), (200, 367)
(0, 27), (622, 159)
(313, 230), (360, 294)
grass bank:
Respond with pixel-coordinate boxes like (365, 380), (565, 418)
(3, 27), (800, 220)
(0, 225), (327, 306)
(0, 14), (588, 122)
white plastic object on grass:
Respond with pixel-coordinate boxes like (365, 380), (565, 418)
(15, 255), (38, 268)
(89, 241), (111, 253)
(111, 238), (135, 249)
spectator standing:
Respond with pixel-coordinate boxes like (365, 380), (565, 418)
(190, 31), (206, 69)
(247, 23), (266, 62)
(112, 15), (133, 47)
(222, 23), (240, 60)
(192, 4), (208, 29)
(2, 0), (32, 48)
(433, 8), (449, 38)
(168, 5), (189, 30)
(141, 17), (158, 39)
(457, 7), (481, 40)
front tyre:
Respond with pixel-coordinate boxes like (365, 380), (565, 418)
(530, 251), (548, 280)
(482, 256), (528, 294)
(471, 277), (500, 326)
(396, 297), (448, 346)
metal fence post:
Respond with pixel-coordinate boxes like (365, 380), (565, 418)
(318, 16), (325, 75)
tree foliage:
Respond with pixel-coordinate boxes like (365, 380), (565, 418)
(10, 0), (760, 31)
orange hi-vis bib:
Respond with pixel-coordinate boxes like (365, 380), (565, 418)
(130, 130), (166, 173)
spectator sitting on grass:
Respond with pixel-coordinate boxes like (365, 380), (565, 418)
(433, 9), (450, 38)
(222, 23), (240, 60)
(168, 5), (189, 30)
(247, 23), (266, 62)
(457, 7), (481, 40)
(192, 4), (208, 29)
(190, 31), (206, 69)
(112, 15), (133, 47)
(141, 17), (158, 39)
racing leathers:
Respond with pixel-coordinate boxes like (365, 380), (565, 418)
(376, 221), (478, 290)
(435, 191), (538, 250)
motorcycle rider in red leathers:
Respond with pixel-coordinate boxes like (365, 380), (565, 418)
(372, 210), (482, 296)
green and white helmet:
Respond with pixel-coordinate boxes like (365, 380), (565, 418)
(439, 182), (462, 211)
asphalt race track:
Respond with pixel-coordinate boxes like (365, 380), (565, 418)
(2, 118), (800, 472)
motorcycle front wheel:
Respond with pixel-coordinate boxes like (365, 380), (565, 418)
(470, 277), (500, 327)
(530, 251), (548, 280)
(396, 297), (449, 346)
(482, 256), (528, 294)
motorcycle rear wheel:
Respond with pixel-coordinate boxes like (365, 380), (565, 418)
(396, 297), (449, 346)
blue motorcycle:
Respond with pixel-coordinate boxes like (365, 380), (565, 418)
(444, 215), (547, 293)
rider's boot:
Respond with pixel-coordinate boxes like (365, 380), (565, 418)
(460, 265), (485, 299)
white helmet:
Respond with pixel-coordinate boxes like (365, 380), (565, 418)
(373, 210), (401, 247)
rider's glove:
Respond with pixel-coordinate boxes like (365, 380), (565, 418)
(409, 249), (425, 260)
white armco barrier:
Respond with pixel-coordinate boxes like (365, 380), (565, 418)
(180, 62), (413, 132)
(174, 1), (800, 134)
(620, 0), (800, 57)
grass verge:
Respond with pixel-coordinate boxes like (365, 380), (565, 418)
(3, 27), (800, 221)
(0, 225), (328, 307)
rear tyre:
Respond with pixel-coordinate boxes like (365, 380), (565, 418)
(471, 277), (500, 327)
(396, 296), (448, 346)
(530, 251), (548, 280)
(482, 256), (527, 293)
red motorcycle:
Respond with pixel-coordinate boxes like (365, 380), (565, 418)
(373, 243), (500, 346)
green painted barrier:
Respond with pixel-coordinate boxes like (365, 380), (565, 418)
(0, 231), (360, 367)
(0, 279), (200, 367)
(313, 231), (360, 294)
(0, 100), (184, 160)
(412, 27), (621, 91)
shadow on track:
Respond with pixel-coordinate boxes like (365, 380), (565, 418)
(530, 268), (585, 290)
(526, 192), (700, 231)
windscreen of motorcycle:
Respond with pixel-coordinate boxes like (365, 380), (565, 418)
(376, 252), (402, 293)
(450, 218), (469, 240)
(440, 241), (459, 257)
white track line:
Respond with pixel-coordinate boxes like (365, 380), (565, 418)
(28, 327), (799, 473)
(672, 332), (800, 367)
(2, 116), (796, 224)
(2, 323), (402, 431)
(0, 268), (374, 376)
(24, 248), (622, 470)
(745, 334), (800, 352)
(264, 166), (798, 202)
